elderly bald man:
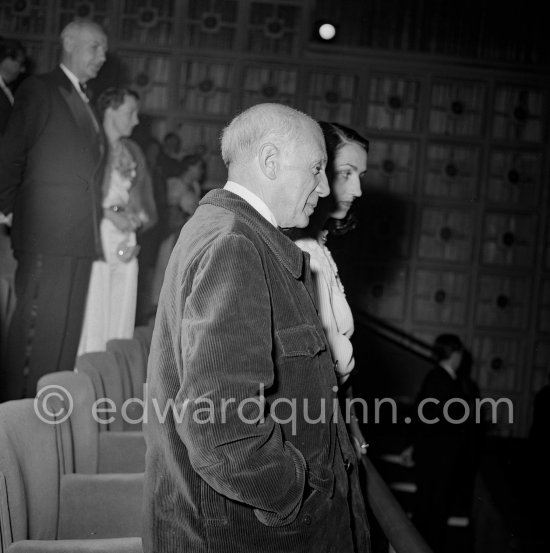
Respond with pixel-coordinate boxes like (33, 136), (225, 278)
(0, 19), (108, 401)
(143, 103), (371, 553)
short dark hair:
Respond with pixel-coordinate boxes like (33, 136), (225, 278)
(433, 334), (464, 362)
(0, 37), (26, 62)
(95, 87), (139, 121)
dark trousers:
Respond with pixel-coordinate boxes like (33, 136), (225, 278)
(0, 253), (92, 401)
(412, 439), (462, 552)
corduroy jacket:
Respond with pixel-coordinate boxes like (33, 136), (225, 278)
(143, 189), (370, 552)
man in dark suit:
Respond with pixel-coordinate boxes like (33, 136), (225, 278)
(0, 19), (108, 401)
(0, 37), (26, 134)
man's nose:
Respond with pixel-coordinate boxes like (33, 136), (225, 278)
(317, 170), (330, 198)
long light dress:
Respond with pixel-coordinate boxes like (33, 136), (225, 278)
(295, 234), (355, 384)
(78, 164), (138, 355)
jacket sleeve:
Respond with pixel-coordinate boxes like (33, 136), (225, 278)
(0, 76), (50, 215)
(177, 232), (307, 526)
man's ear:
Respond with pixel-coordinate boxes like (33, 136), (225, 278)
(258, 143), (279, 180)
(63, 35), (75, 54)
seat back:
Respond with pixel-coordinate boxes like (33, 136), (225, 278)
(133, 324), (153, 367)
(37, 371), (100, 474)
(0, 400), (62, 546)
(36, 372), (146, 474)
(106, 339), (146, 399)
(106, 339), (147, 429)
(76, 351), (127, 431)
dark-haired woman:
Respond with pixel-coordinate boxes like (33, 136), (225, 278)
(291, 121), (369, 456)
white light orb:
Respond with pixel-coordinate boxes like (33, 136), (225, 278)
(318, 23), (336, 41)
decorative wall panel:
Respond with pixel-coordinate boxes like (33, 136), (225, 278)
(428, 79), (486, 136)
(0, 0), (49, 34)
(241, 63), (298, 109)
(475, 273), (530, 330)
(365, 73), (421, 132)
(366, 139), (417, 196)
(247, 1), (302, 56)
(56, 0), (110, 31)
(183, 0), (239, 50)
(486, 149), (542, 207)
(118, 51), (171, 111)
(412, 268), (470, 325)
(472, 334), (524, 392)
(305, 69), (358, 126)
(119, 0), (175, 46)
(417, 207), (474, 262)
(178, 59), (234, 115)
(492, 85), (545, 143)
(480, 212), (537, 268)
(361, 266), (408, 321)
(360, 200), (414, 260)
(423, 143), (479, 201)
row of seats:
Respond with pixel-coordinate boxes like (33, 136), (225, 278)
(0, 325), (153, 552)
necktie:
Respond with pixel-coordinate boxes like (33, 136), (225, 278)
(78, 82), (99, 133)
(78, 81), (92, 102)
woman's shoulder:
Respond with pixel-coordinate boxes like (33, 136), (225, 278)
(294, 236), (318, 253)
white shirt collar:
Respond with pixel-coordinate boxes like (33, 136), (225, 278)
(0, 75), (14, 105)
(440, 360), (457, 380)
(59, 64), (89, 103)
(224, 181), (278, 227)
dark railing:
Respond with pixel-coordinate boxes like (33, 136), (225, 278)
(361, 456), (433, 553)
(354, 310), (434, 362)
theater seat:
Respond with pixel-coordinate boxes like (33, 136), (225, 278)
(0, 399), (143, 552)
(106, 338), (147, 402)
(76, 350), (143, 431)
(133, 324), (154, 369)
(36, 371), (146, 474)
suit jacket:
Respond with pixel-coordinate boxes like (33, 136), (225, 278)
(0, 67), (105, 258)
(143, 189), (369, 553)
(0, 85), (12, 134)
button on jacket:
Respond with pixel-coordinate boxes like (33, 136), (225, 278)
(143, 189), (369, 552)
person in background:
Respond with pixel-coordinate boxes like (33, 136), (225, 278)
(0, 19), (107, 401)
(135, 131), (183, 324)
(149, 154), (205, 310)
(0, 37), (26, 134)
(0, 39), (26, 363)
(290, 121), (369, 457)
(411, 333), (479, 552)
(143, 103), (370, 553)
(78, 87), (156, 354)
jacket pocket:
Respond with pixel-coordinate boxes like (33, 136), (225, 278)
(276, 324), (325, 358)
(200, 478), (228, 526)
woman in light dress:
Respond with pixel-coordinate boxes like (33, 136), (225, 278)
(292, 121), (369, 456)
(78, 88), (156, 354)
